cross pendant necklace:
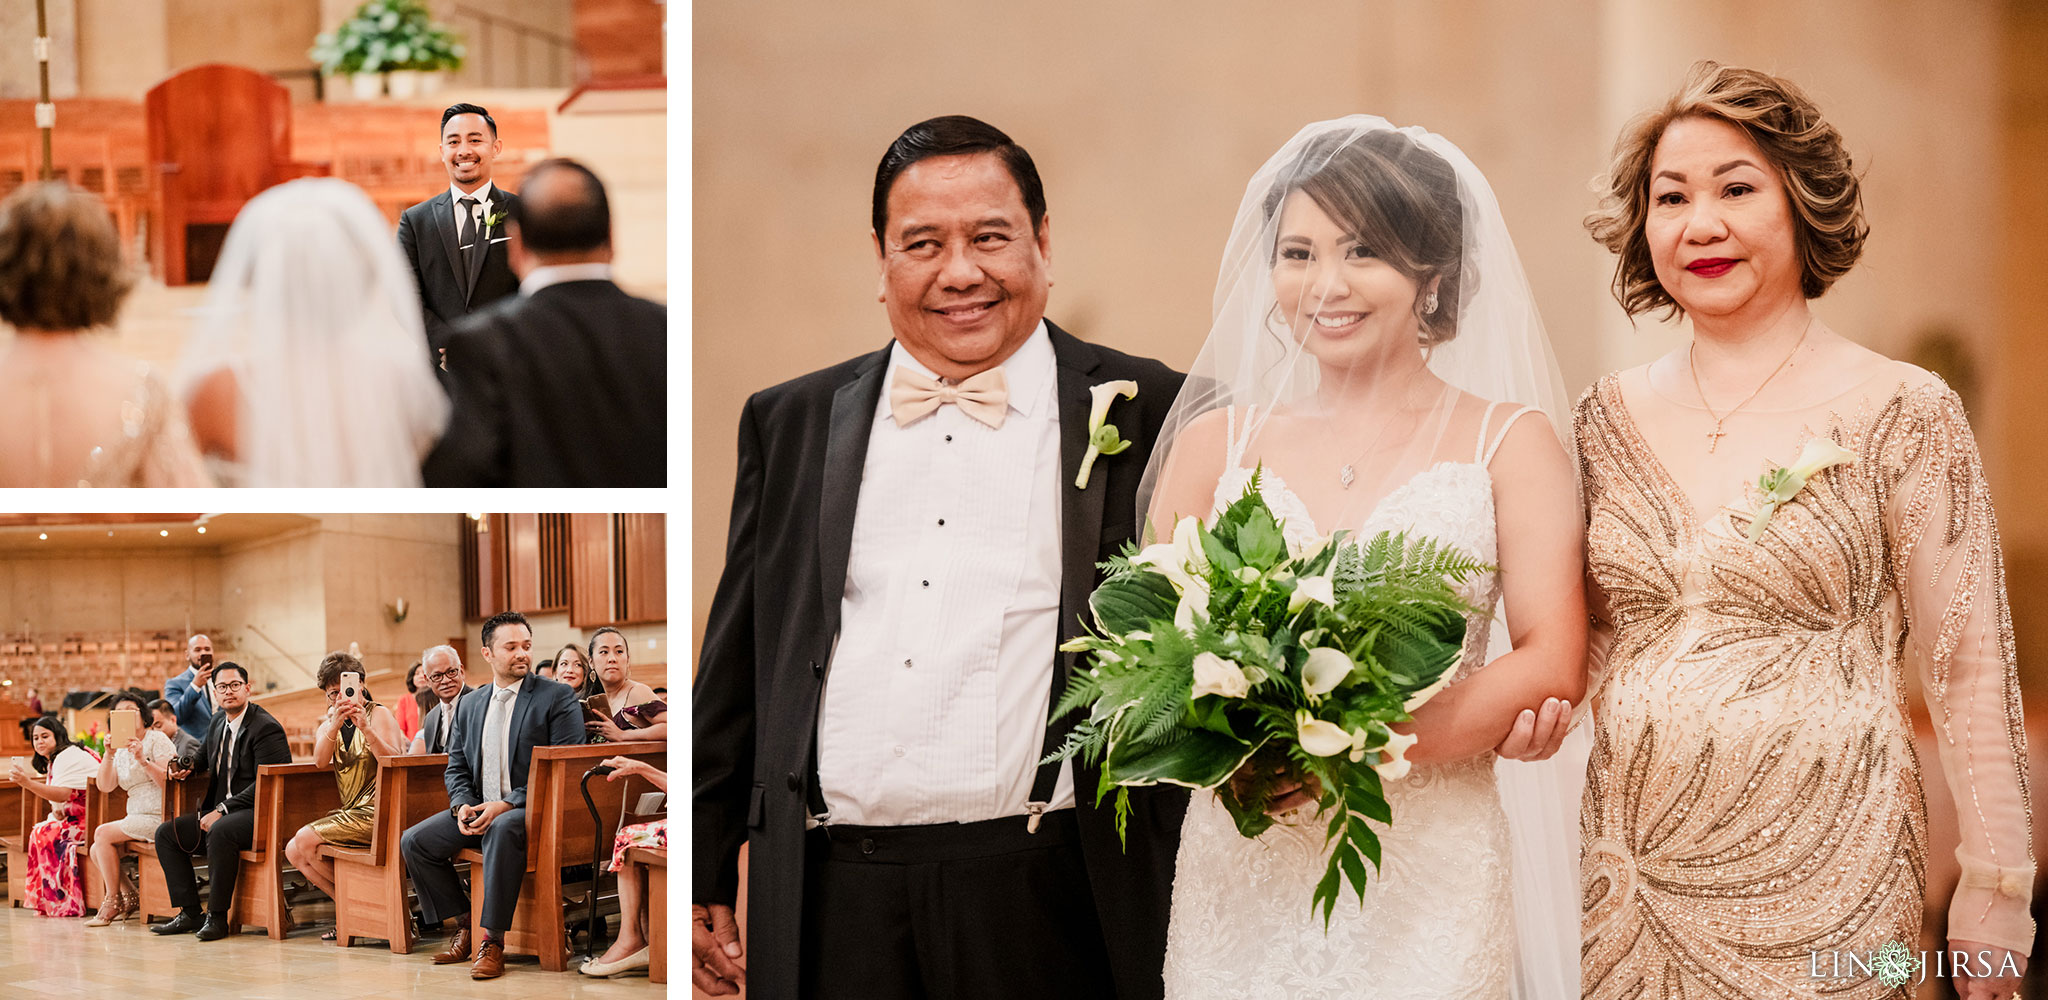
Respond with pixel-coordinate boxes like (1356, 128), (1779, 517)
(1687, 320), (1811, 454)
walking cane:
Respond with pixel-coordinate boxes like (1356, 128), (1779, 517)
(575, 763), (616, 963)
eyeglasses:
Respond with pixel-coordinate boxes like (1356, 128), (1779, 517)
(215, 680), (248, 692)
(426, 668), (464, 683)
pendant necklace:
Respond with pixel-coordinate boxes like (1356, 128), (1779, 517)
(1688, 320), (1811, 454)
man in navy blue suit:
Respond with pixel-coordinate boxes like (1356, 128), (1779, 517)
(400, 611), (582, 980)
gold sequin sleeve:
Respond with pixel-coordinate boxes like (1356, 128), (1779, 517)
(1885, 383), (2035, 954)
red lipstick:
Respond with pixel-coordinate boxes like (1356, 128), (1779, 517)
(1686, 258), (1737, 278)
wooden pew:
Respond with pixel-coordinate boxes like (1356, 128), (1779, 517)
(458, 739), (663, 971)
(79, 779), (126, 910)
(131, 770), (209, 924)
(241, 761), (341, 938)
(624, 845), (667, 983)
(0, 776), (27, 904)
(322, 752), (449, 953)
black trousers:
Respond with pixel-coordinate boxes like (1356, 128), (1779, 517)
(399, 806), (528, 934)
(153, 809), (257, 916)
(797, 810), (1115, 1000)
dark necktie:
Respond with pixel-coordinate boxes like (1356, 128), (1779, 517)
(459, 196), (480, 279)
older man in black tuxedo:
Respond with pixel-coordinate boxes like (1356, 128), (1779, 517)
(400, 611), (582, 980)
(151, 661), (292, 941)
(692, 116), (1189, 1000)
(397, 103), (521, 375)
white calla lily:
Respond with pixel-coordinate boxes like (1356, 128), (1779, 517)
(1174, 575), (1211, 631)
(1087, 380), (1139, 430)
(1300, 647), (1353, 698)
(1748, 437), (1860, 542)
(1295, 711), (1353, 757)
(1784, 437), (1859, 482)
(1190, 652), (1250, 699)
(1373, 729), (1419, 780)
(1288, 575), (1336, 613)
(1133, 515), (1208, 590)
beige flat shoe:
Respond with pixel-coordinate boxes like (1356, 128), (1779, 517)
(579, 946), (650, 978)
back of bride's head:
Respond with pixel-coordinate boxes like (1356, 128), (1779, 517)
(181, 178), (448, 486)
(1263, 128), (1464, 345)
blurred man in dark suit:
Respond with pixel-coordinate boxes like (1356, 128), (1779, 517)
(422, 158), (665, 486)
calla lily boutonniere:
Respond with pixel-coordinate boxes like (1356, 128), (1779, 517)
(1074, 380), (1139, 489)
(484, 208), (508, 230)
(1746, 437), (1859, 542)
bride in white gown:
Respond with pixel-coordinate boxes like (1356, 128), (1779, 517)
(1140, 118), (1589, 999)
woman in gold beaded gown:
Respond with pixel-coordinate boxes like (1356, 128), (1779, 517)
(1575, 62), (2033, 1000)
(283, 651), (407, 940)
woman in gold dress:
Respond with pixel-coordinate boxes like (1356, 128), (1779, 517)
(1577, 62), (2032, 999)
(283, 651), (407, 941)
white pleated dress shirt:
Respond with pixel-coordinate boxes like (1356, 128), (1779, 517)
(815, 323), (1074, 827)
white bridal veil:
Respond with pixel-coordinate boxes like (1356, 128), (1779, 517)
(1135, 116), (1587, 999)
(178, 178), (449, 487)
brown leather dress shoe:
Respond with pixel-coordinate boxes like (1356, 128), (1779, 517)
(470, 938), (505, 980)
(431, 926), (472, 965)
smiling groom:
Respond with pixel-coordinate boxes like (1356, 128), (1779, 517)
(692, 116), (1188, 999)
(397, 102), (522, 374)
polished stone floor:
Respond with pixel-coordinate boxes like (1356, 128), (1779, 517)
(0, 895), (666, 999)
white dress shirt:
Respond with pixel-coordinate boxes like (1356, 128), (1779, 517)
(437, 695), (459, 751)
(519, 262), (613, 297)
(450, 181), (498, 247)
(815, 323), (1073, 827)
(482, 680), (520, 801)
(218, 711), (243, 805)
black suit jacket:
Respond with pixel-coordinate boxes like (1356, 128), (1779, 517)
(420, 279), (666, 487)
(396, 187), (521, 366)
(692, 321), (1189, 1000)
(190, 704), (292, 816)
(444, 673), (584, 810)
(418, 688), (473, 754)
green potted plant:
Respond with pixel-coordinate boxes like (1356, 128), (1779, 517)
(310, 0), (465, 101)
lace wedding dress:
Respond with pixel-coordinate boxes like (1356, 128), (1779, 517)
(1161, 405), (1531, 1000)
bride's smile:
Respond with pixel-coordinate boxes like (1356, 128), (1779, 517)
(1270, 189), (1433, 368)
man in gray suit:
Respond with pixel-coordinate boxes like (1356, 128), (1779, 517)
(399, 611), (582, 980)
(408, 644), (474, 755)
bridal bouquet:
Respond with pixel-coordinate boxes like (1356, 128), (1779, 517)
(1047, 474), (1488, 923)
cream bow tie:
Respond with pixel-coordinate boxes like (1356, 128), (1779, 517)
(888, 366), (1009, 429)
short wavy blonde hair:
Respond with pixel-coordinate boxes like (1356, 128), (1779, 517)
(1585, 61), (1867, 319)
(0, 181), (133, 332)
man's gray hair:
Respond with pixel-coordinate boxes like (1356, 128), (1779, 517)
(422, 644), (462, 668)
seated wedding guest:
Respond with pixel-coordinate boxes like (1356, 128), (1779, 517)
(535, 659), (556, 681)
(179, 178), (449, 487)
(162, 633), (217, 742)
(284, 652), (406, 940)
(552, 642), (595, 699)
(396, 661), (425, 741)
(151, 662), (292, 941)
(86, 692), (176, 926)
(579, 756), (667, 978)
(149, 699), (203, 764)
(421, 158), (666, 487)
(400, 611), (582, 980)
(409, 645), (473, 755)
(586, 627), (665, 743)
(0, 182), (211, 487)
(8, 717), (99, 916)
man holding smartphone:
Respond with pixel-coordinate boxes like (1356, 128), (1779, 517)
(162, 634), (218, 742)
